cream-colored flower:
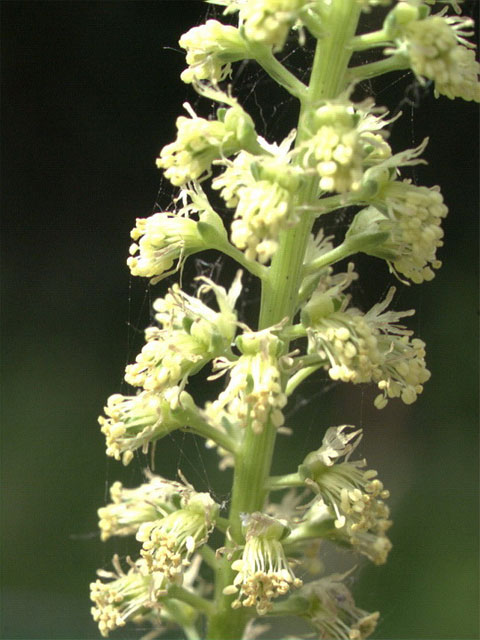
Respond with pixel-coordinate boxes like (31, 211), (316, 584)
(98, 474), (187, 541)
(223, 513), (302, 615)
(348, 178), (448, 283)
(220, 0), (313, 52)
(213, 151), (302, 263)
(125, 273), (241, 392)
(136, 493), (218, 582)
(127, 212), (205, 282)
(156, 102), (257, 187)
(98, 389), (187, 465)
(299, 99), (392, 194)
(208, 329), (288, 433)
(304, 287), (431, 408)
(388, 8), (480, 101)
(298, 572), (379, 639)
(90, 555), (166, 637)
(179, 20), (248, 84)
(301, 426), (392, 565)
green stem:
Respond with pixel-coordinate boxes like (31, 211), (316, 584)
(207, 2), (362, 638)
(304, 192), (350, 216)
(184, 627), (202, 640)
(248, 43), (308, 100)
(266, 471), (304, 490)
(214, 516), (229, 533)
(350, 29), (391, 51)
(280, 323), (307, 341)
(216, 238), (268, 280)
(184, 411), (238, 455)
(200, 544), (218, 571)
(285, 365), (322, 396)
(346, 54), (410, 82)
(167, 584), (215, 617)
(303, 241), (354, 276)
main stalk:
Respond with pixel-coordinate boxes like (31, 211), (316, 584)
(206, 2), (361, 637)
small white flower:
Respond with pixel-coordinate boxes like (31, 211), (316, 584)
(98, 390), (188, 465)
(221, 0), (313, 52)
(223, 512), (302, 615)
(179, 20), (248, 84)
(136, 493), (218, 582)
(306, 424), (363, 467)
(213, 151), (302, 263)
(388, 9), (480, 102)
(127, 212), (205, 283)
(305, 287), (431, 408)
(156, 102), (257, 187)
(298, 572), (379, 639)
(299, 99), (392, 194)
(98, 474), (188, 541)
(349, 174), (448, 283)
(90, 555), (166, 637)
(208, 329), (288, 434)
(301, 426), (392, 565)
(125, 273), (241, 392)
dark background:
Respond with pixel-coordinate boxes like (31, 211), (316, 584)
(1, 2), (478, 639)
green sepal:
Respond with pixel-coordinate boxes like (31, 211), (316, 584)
(197, 221), (227, 245)
(345, 230), (392, 254)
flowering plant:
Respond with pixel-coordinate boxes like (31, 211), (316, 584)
(90, 1), (479, 638)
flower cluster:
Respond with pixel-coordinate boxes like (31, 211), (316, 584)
(98, 388), (188, 465)
(221, 0), (312, 52)
(179, 20), (248, 84)
(98, 474), (186, 541)
(213, 148), (302, 262)
(386, 5), (480, 101)
(90, 0), (475, 635)
(90, 556), (166, 638)
(349, 178), (448, 283)
(124, 275), (240, 393)
(127, 212), (204, 282)
(156, 102), (257, 187)
(297, 572), (380, 639)
(299, 99), (392, 194)
(223, 513), (303, 614)
(136, 493), (218, 582)
(301, 425), (392, 565)
(208, 329), (288, 433)
(304, 287), (431, 408)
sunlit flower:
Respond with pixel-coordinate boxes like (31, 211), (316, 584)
(219, 0), (313, 52)
(208, 329), (288, 434)
(127, 212), (205, 283)
(179, 20), (248, 84)
(98, 474), (187, 541)
(298, 572), (380, 639)
(349, 177), (448, 283)
(301, 426), (392, 565)
(98, 389), (188, 465)
(213, 150), (302, 263)
(223, 513), (302, 614)
(90, 555), (166, 637)
(157, 102), (257, 187)
(125, 273), (242, 392)
(136, 493), (218, 582)
(388, 9), (480, 101)
(299, 99), (392, 194)
(304, 287), (431, 407)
